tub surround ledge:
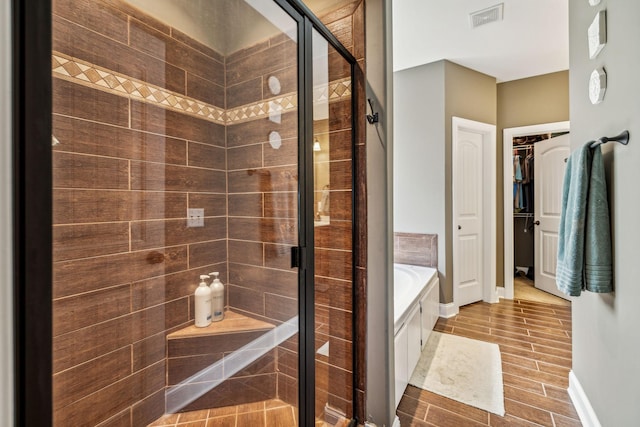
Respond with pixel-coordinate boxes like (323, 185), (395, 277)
(394, 232), (438, 268)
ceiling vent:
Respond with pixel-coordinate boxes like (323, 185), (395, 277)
(469, 3), (504, 28)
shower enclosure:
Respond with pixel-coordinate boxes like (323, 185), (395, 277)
(13, 0), (358, 425)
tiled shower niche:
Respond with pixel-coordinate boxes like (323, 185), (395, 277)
(51, 0), (362, 425)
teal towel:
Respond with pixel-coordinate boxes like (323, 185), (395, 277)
(556, 143), (613, 296)
(556, 144), (590, 296)
(584, 147), (613, 292)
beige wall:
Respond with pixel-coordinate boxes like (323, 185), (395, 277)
(444, 61), (497, 302)
(496, 71), (569, 286)
(497, 71), (569, 130)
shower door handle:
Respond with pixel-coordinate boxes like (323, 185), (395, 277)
(291, 246), (306, 269)
(291, 246), (301, 268)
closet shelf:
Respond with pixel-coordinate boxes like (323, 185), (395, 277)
(513, 213), (534, 218)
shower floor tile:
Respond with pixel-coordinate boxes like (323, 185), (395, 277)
(147, 399), (350, 427)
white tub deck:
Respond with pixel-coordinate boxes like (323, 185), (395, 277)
(394, 263), (437, 334)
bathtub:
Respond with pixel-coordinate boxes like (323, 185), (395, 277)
(393, 263), (439, 410)
(394, 264), (438, 334)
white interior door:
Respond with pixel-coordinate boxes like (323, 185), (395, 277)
(534, 134), (570, 299)
(453, 129), (484, 307)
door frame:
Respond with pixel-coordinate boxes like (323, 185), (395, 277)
(452, 117), (497, 308)
(2, 0), (15, 424)
(13, 0), (53, 425)
(502, 121), (570, 300)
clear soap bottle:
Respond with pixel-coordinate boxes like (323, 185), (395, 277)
(209, 272), (225, 322)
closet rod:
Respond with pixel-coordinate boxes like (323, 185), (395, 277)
(513, 144), (534, 151)
(590, 130), (630, 148)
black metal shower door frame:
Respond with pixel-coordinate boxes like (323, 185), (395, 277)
(276, 1), (358, 425)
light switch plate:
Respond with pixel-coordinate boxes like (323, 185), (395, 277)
(187, 208), (204, 227)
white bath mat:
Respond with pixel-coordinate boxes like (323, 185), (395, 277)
(409, 331), (505, 416)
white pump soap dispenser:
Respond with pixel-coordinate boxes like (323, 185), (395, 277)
(194, 275), (212, 327)
(209, 272), (225, 322)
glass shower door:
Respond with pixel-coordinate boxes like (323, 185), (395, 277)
(311, 27), (355, 423)
(51, 0), (303, 425)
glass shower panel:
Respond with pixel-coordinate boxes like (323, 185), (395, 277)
(312, 28), (354, 422)
(51, 1), (299, 425)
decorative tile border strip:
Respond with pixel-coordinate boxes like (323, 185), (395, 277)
(52, 52), (228, 125)
(226, 95), (297, 124)
(52, 52), (351, 126)
(315, 78), (352, 103)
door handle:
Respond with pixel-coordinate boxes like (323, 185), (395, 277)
(457, 225), (462, 230)
(291, 246), (303, 268)
(533, 221), (540, 226)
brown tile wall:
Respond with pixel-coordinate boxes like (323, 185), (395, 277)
(165, 345), (277, 412)
(311, 1), (365, 421)
(52, 1), (226, 425)
(394, 232), (439, 268)
(314, 96), (355, 420)
(52, 0), (365, 425)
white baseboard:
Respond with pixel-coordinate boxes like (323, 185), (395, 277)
(568, 370), (602, 427)
(495, 286), (505, 300)
(392, 415), (401, 427)
(485, 286), (501, 303)
(439, 302), (458, 318)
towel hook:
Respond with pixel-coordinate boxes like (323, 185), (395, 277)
(366, 98), (379, 124)
(590, 130), (630, 148)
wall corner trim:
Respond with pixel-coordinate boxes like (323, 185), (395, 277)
(438, 303), (458, 319)
(568, 370), (603, 427)
(1, 0), (13, 423)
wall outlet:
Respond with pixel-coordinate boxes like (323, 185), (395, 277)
(187, 208), (204, 227)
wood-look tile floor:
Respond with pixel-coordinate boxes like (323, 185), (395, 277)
(148, 398), (349, 427)
(514, 277), (571, 307)
(397, 299), (582, 427)
(148, 400), (296, 427)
